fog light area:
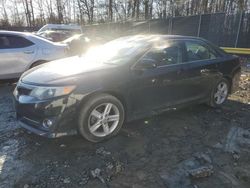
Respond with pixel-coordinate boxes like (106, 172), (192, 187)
(42, 119), (53, 129)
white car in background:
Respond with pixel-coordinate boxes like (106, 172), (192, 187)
(36, 24), (83, 42)
(0, 31), (68, 80)
(37, 24), (83, 34)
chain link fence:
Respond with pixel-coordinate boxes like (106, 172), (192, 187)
(84, 12), (250, 48)
(1, 12), (249, 48)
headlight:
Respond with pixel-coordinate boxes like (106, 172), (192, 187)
(29, 86), (76, 100)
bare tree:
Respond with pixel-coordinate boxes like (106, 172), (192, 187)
(36, 0), (46, 26)
(77, 0), (84, 24)
(79, 0), (95, 23)
(11, 0), (22, 26)
(22, 0), (32, 26)
(56, 0), (64, 23)
(0, 0), (249, 26)
(0, 0), (10, 26)
(162, 0), (167, 18)
(109, 0), (113, 21)
(30, 0), (35, 25)
(144, 0), (149, 19)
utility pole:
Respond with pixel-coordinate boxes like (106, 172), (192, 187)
(235, 11), (243, 48)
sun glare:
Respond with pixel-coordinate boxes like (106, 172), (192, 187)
(85, 41), (132, 63)
(0, 155), (6, 175)
(39, 35), (162, 77)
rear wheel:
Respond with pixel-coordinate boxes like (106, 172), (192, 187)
(208, 78), (230, 107)
(78, 94), (125, 142)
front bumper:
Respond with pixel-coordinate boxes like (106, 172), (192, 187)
(14, 85), (79, 138)
(19, 120), (60, 138)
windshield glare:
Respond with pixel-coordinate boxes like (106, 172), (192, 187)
(82, 37), (148, 64)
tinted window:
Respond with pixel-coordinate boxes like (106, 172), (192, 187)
(0, 35), (34, 49)
(185, 41), (217, 61)
(0, 36), (10, 49)
(143, 41), (183, 66)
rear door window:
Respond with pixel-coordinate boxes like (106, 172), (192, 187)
(185, 41), (217, 62)
(0, 35), (34, 49)
(8, 36), (34, 48)
(0, 35), (10, 49)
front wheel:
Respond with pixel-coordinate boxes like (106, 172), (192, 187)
(78, 94), (125, 142)
(208, 78), (230, 107)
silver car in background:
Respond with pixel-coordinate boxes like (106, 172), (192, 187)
(0, 31), (68, 79)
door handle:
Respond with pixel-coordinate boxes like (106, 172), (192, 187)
(23, 51), (34, 54)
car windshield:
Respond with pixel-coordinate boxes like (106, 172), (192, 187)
(81, 36), (151, 65)
(32, 33), (55, 43)
(38, 27), (81, 33)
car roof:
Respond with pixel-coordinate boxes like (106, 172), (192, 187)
(41, 24), (81, 29)
(117, 34), (202, 42)
(38, 24), (82, 33)
(0, 30), (34, 36)
(0, 32), (201, 41)
(0, 30), (56, 44)
(116, 35), (226, 56)
(110, 35), (204, 48)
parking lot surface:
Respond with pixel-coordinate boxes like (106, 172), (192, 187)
(0, 67), (249, 188)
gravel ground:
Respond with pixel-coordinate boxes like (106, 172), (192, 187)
(0, 64), (249, 188)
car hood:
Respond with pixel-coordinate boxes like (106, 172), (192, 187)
(21, 56), (115, 85)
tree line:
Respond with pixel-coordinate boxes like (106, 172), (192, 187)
(0, 0), (249, 27)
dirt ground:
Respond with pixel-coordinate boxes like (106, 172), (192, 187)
(0, 64), (249, 188)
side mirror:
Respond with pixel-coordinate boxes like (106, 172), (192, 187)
(136, 58), (157, 70)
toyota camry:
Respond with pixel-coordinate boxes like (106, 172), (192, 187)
(14, 35), (241, 142)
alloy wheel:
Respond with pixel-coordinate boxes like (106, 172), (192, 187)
(214, 81), (228, 104)
(88, 103), (120, 137)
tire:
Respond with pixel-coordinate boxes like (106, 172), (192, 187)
(78, 93), (125, 143)
(208, 78), (230, 107)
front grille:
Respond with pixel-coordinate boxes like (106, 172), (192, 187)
(22, 116), (40, 127)
(20, 116), (45, 131)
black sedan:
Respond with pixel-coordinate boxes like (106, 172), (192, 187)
(14, 35), (241, 142)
